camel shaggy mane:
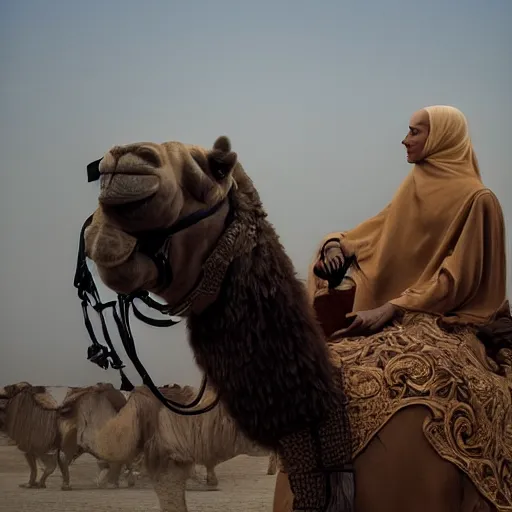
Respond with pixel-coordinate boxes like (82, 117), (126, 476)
(187, 166), (347, 449)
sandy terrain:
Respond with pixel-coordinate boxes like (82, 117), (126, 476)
(0, 441), (275, 512)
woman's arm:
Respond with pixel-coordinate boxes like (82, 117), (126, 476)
(390, 190), (507, 323)
(306, 203), (391, 303)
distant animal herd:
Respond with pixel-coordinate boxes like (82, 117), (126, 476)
(0, 381), (277, 509)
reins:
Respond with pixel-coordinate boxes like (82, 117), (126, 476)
(313, 236), (359, 289)
(74, 158), (229, 416)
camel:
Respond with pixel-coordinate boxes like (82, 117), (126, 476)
(85, 383), (271, 507)
(129, 383), (277, 488)
(82, 136), (512, 512)
(0, 382), (135, 490)
(58, 383), (137, 489)
(0, 382), (79, 489)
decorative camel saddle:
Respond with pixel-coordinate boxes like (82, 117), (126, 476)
(77, 136), (512, 511)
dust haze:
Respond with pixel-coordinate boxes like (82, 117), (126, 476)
(1, 0), (510, 387)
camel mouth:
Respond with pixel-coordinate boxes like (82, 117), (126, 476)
(102, 191), (158, 218)
(98, 173), (160, 207)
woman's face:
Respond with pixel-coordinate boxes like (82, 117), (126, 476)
(402, 109), (430, 163)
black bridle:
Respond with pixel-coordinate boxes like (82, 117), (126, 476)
(74, 158), (228, 415)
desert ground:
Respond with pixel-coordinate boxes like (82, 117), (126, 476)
(0, 435), (275, 512)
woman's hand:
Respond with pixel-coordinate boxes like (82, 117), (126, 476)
(334, 303), (398, 338)
(313, 241), (345, 280)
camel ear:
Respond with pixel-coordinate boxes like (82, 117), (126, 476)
(209, 136), (237, 181)
(213, 135), (231, 153)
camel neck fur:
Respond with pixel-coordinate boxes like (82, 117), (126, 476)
(187, 171), (343, 448)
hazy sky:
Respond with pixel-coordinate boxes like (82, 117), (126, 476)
(1, 0), (511, 387)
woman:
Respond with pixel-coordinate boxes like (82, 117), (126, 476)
(273, 105), (511, 511)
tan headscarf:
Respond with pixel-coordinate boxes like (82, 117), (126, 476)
(307, 105), (507, 325)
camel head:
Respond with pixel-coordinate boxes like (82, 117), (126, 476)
(84, 136), (237, 305)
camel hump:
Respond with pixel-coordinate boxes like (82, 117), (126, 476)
(5, 385), (59, 453)
(104, 388), (128, 412)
